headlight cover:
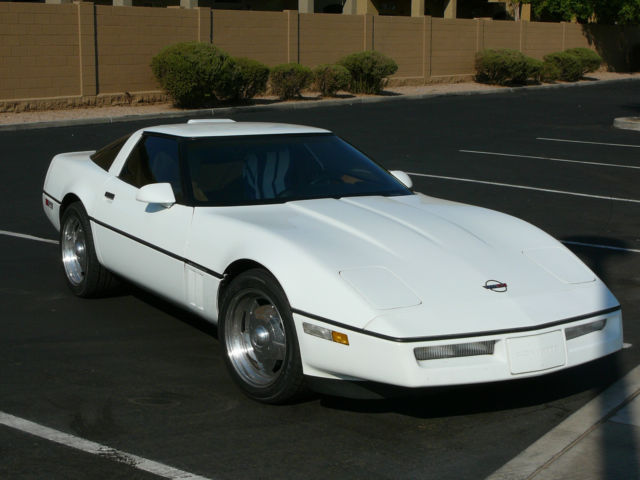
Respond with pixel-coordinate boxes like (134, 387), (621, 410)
(523, 247), (595, 284)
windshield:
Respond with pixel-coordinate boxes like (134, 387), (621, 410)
(184, 133), (411, 206)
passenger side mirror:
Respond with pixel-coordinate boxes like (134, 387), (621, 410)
(390, 170), (413, 189)
(136, 183), (176, 208)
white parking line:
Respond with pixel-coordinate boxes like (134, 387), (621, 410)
(0, 230), (58, 245)
(460, 150), (640, 170)
(407, 172), (640, 204)
(537, 137), (640, 148)
(562, 240), (640, 254)
(485, 365), (640, 480)
(0, 411), (213, 480)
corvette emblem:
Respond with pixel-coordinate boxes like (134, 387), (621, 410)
(483, 280), (508, 292)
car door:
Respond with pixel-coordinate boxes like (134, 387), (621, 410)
(91, 134), (192, 304)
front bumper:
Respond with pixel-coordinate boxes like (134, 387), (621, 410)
(293, 309), (623, 388)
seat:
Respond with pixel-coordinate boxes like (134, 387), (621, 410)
(243, 150), (290, 200)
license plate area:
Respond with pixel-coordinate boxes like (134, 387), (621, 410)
(507, 330), (566, 374)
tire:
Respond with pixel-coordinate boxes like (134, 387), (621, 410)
(219, 268), (306, 404)
(60, 202), (116, 297)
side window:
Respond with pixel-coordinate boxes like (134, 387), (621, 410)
(90, 134), (131, 171)
(119, 135), (183, 202)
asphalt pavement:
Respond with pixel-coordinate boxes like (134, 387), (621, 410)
(1, 80), (639, 479)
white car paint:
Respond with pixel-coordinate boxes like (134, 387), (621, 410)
(42, 121), (623, 390)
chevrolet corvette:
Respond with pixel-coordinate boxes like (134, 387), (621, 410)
(42, 119), (623, 403)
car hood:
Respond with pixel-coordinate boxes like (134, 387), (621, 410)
(192, 194), (618, 338)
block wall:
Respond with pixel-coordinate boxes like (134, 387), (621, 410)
(483, 20), (520, 51)
(523, 21), (564, 59)
(431, 18), (477, 77)
(299, 13), (364, 67)
(212, 10), (288, 66)
(0, 3), (80, 100)
(373, 16), (423, 78)
(0, 3), (637, 103)
(95, 6), (197, 94)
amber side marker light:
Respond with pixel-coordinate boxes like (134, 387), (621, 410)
(303, 322), (349, 346)
(331, 331), (350, 345)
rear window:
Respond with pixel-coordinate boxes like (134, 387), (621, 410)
(90, 134), (131, 171)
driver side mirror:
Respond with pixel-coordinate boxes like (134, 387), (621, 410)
(136, 183), (176, 208)
(390, 170), (413, 189)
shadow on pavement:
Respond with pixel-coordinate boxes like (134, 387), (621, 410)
(563, 234), (637, 480)
(319, 355), (620, 418)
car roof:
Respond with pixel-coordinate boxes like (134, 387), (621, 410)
(142, 121), (332, 138)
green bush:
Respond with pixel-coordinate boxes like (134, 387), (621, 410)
(543, 51), (583, 81)
(524, 57), (544, 83)
(312, 64), (351, 97)
(151, 42), (237, 108)
(475, 49), (541, 85)
(231, 57), (270, 100)
(564, 47), (602, 74)
(338, 51), (398, 94)
(269, 63), (313, 99)
(541, 61), (562, 82)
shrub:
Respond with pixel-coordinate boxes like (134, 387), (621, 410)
(269, 63), (313, 99)
(541, 61), (562, 82)
(543, 51), (583, 81)
(312, 64), (351, 97)
(564, 47), (602, 74)
(475, 49), (540, 85)
(338, 51), (398, 94)
(151, 42), (237, 108)
(231, 57), (270, 100)
(524, 57), (544, 83)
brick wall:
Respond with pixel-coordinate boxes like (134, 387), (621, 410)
(0, 3), (637, 104)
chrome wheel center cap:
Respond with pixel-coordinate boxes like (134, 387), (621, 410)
(252, 325), (270, 348)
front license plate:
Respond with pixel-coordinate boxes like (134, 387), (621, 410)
(507, 330), (566, 374)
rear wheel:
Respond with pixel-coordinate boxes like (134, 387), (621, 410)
(60, 202), (116, 297)
(219, 269), (306, 404)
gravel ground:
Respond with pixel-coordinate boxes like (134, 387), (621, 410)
(1, 71), (638, 126)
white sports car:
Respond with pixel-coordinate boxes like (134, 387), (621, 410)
(43, 119), (623, 403)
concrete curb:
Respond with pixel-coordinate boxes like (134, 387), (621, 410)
(1, 77), (639, 132)
(485, 364), (640, 480)
(614, 117), (640, 131)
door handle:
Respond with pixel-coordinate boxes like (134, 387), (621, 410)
(104, 192), (115, 200)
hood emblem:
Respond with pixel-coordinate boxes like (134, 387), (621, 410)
(484, 280), (508, 292)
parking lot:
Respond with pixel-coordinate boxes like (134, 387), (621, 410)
(1, 80), (639, 479)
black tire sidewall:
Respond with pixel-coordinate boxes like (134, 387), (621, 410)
(219, 269), (305, 404)
(60, 202), (101, 297)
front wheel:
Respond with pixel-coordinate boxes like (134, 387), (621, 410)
(218, 269), (306, 404)
(60, 202), (116, 297)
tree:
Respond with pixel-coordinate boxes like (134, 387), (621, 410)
(596, 0), (640, 24)
(522, 0), (640, 24)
